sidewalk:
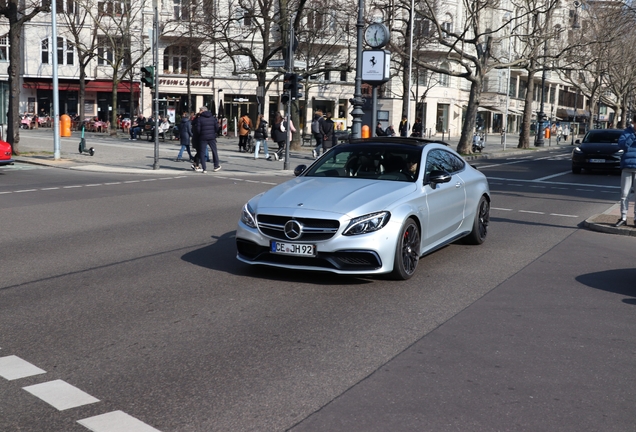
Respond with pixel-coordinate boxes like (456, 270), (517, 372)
(8, 127), (633, 237)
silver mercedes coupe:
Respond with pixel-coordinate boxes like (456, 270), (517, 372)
(236, 137), (490, 280)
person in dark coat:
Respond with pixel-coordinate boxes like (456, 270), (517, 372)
(411, 117), (423, 137)
(192, 106), (221, 173)
(399, 115), (409, 137)
(375, 122), (386, 136)
(322, 112), (336, 154)
(176, 111), (193, 162)
(271, 112), (287, 161)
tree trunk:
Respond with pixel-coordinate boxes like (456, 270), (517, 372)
(457, 77), (482, 154)
(7, 23), (21, 153)
(518, 71), (536, 149)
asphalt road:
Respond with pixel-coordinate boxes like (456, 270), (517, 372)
(0, 149), (634, 431)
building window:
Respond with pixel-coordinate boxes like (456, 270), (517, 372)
(325, 63), (332, 81)
(414, 17), (430, 37)
(442, 15), (453, 38)
(56, 0), (75, 13)
(0, 35), (8, 61)
(41, 39), (49, 64)
(163, 45), (201, 75)
(41, 37), (75, 65)
(340, 70), (347, 82)
(439, 62), (450, 87)
(97, 0), (127, 16)
(174, 0), (195, 20)
(97, 36), (113, 66)
(234, 8), (251, 26)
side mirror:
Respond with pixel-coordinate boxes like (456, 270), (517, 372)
(427, 169), (452, 188)
(294, 164), (307, 176)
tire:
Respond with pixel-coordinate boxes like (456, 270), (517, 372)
(464, 195), (490, 245)
(89, 148), (95, 156)
(391, 218), (420, 280)
(572, 166), (581, 174)
(78, 144), (82, 154)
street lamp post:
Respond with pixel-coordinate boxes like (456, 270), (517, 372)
(535, 41), (548, 147)
(503, 13), (513, 151)
(571, 1), (581, 145)
(350, 0), (365, 139)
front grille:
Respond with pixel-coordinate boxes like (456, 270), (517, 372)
(257, 214), (340, 241)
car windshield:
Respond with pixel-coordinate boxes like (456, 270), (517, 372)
(582, 130), (622, 143)
(303, 143), (423, 182)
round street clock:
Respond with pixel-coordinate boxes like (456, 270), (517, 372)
(364, 22), (390, 49)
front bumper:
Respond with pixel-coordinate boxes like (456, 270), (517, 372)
(235, 219), (401, 275)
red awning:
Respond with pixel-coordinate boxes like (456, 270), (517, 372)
(23, 80), (139, 93)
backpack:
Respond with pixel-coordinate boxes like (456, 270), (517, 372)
(311, 118), (321, 134)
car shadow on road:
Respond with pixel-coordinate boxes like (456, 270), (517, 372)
(180, 230), (374, 286)
(576, 268), (636, 305)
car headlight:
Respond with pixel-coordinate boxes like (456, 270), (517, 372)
(343, 211), (390, 236)
(240, 203), (257, 229)
(573, 146), (582, 153)
(614, 149), (624, 156)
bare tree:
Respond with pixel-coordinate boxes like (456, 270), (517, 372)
(87, 0), (149, 135)
(59, 0), (101, 124)
(0, 0), (51, 153)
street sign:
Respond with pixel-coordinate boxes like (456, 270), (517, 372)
(267, 60), (286, 68)
(293, 60), (307, 70)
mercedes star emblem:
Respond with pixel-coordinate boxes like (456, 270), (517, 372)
(284, 220), (303, 240)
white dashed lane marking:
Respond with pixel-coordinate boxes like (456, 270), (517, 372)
(0, 355), (46, 380)
(23, 379), (100, 411)
(492, 208), (578, 218)
(78, 410), (162, 432)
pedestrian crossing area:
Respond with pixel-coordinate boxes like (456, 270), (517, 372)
(0, 351), (162, 431)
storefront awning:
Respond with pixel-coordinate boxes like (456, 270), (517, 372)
(23, 80), (139, 93)
(478, 106), (503, 114)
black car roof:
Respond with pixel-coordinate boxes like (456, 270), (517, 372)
(349, 137), (450, 147)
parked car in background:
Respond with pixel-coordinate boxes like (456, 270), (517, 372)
(0, 139), (14, 167)
(571, 129), (624, 174)
(236, 137), (490, 280)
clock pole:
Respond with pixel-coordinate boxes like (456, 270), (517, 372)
(350, 0), (365, 139)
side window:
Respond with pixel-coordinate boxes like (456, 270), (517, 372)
(425, 149), (465, 177)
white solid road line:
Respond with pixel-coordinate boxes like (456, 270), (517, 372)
(0, 355), (46, 381)
(78, 410), (162, 432)
(23, 379), (100, 411)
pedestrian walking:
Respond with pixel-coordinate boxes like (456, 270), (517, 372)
(271, 112), (287, 161)
(191, 111), (202, 171)
(399, 115), (409, 137)
(322, 112), (336, 154)
(563, 124), (570, 142)
(193, 106), (221, 173)
(253, 114), (272, 161)
(311, 110), (325, 158)
(615, 114), (636, 227)
(238, 111), (252, 152)
(176, 111), (193, 162)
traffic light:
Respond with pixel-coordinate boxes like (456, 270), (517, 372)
(141, 66), (154, 88)
(281, 72), (294, 105)
(291, 74), (304, 100)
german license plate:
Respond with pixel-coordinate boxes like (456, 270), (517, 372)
(270, 241), (316, 256)
(589, 158), (605, 163)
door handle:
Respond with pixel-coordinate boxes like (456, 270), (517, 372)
(455, 182), (461, 188)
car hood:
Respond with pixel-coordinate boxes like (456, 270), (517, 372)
(579, 142), (620, 153)
(254, 177), (416, 216)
